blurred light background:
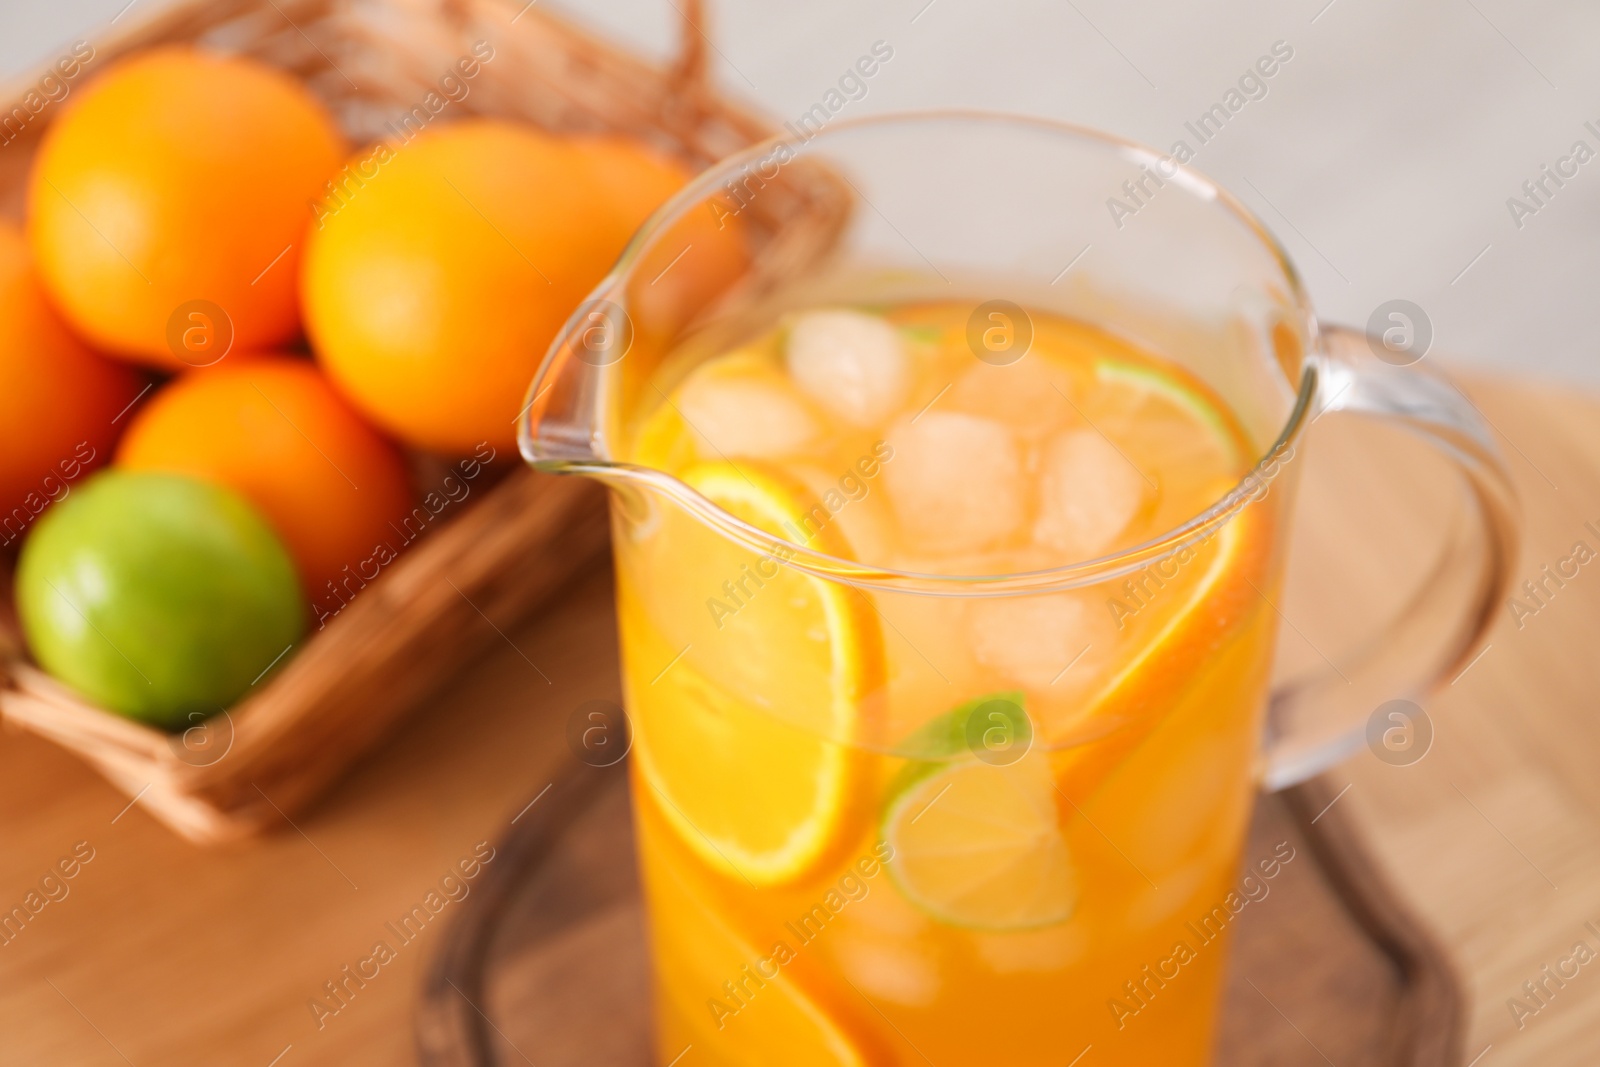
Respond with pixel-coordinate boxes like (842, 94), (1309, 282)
(6, 0), (1597, 386)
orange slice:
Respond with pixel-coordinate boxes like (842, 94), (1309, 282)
(627, 460), (883, 886)
(1051, 361), (1270, 805)
(643, 825), (880, 1066)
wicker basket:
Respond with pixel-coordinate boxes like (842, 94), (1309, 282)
(0, 0), (828, 843)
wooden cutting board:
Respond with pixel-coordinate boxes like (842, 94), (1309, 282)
(412, 765), (1460, 1066)
(0, 372), (1595, 1065)
(1287, 377), (1600, 1065)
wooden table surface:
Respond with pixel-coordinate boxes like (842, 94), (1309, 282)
(0, 565), (616, 1066)
(1302, 375), (1600, 1066)
(1, 371), (1597, 1066)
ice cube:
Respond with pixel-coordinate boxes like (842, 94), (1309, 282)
(1032, 429), (1147, 557)
(848, 861), (932, 936)
(832, 935), (940, 1007)
(827, 882), (938, 1006)
(784, 309), (912, 427)
(1125, 866), (1209, 932)
(967, 592), (1108, 691)
(972, 924), (1089, 975)
(674, 363), (819, 460)
(946, 357), (1075, 440)
(883, 411), (1025, 554)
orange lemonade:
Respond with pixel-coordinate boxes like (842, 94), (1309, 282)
(612, 301), (1283, 1066)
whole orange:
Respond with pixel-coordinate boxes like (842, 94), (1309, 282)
(568, 136), (747, 342)
(566, 136), (703, 250)
(27, 47), (344, 369)
(303, 120), (617, 454)
(116, 356), (415, 607)
(0, 221), (143, 547)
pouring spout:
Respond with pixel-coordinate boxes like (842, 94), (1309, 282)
(518, 155), (763, 474)
(517, 292), (632, 472)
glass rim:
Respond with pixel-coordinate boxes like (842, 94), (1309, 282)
(524, 108), (1323, 596)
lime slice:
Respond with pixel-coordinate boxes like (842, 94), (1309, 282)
(1092, 356), (1250, 495)
(882, 752), (1076, 930)
(896, 322), (944, 346)
(893, 690), (1029, 763)
(628, 460), (882, 886)
(1094, 356), (1245, 457)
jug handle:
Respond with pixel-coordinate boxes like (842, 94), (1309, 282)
(1261, 324), (1520, 790)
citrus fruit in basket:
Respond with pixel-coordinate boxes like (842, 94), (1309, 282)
(302, 120), (621, 454)
(0, 221), (143, 542)
(116, 356), (415, 602)
(567, 136), (747, 337)
(27, 47), (344, 368)
(15, 470), (305, 729)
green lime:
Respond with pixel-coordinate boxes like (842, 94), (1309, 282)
(881, 695), (1075, 930)
(891, 690), (1029, 764)
(1094, 355), (1246, 466)
(16, 470), (305, 729)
